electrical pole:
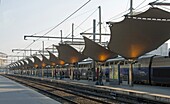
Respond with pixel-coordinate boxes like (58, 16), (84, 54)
(130, 0), (133, 15)
(72, 23), (74, 44)
(93, 19), (96, 81)
(60, 30), (63, 44)
(99, 6), (101, 43)
(42, 41), (44, 55)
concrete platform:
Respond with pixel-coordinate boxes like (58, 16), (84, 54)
(0, 75), (61, 104)
(7, 74), (170, 103)
(62, 78), (170, 103)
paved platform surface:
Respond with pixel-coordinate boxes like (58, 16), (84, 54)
(61, 78), (170, 103)
(7, 74), (170, 103)
(63, 78), (170, 96)
(21, 75), (170, 97)
(0, 75), (61, 104)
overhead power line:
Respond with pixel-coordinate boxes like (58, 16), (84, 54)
(39, 0), (91, 38)
(65, 7), (98, 38)
(23, 0), (91, 50)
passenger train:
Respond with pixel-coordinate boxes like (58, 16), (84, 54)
(13, 55), (170, 86)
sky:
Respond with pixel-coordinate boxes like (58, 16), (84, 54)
(0, 0), (169, 62)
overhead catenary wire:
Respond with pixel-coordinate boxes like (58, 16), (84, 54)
(98, 0), (156, 38)
(65, 7), (99, 38)
(67, 7), (97, 21)
(37, 0), (91, 38)
(16, 0), (91, 56)
(135, 0), (147, 10)
(17, 0), (145, 56)
(17, 0), (168, 57)
(134, 0), (166, 11)
(42, 7), (99, 49)
(23, 0), (91, 49)
(27, 8), (97, 38)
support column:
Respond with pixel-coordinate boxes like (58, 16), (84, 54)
(129, 61), (133, 86)
(92, 19), (96, 81)
(51, 66), (54, 78)
(42, 68), (44, 77)
(70, 64), (74, 80)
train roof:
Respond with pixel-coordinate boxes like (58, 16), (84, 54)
(106, 57), (125, 62)
(78, 60), (92, 65)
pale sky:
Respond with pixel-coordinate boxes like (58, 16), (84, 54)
(0, 0), (169, 60)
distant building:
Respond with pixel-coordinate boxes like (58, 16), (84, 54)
(0, 52), (7, 67)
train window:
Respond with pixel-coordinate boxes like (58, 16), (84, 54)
(109, 61), (113, 65)
(153, 68), (170, 78)
(119, 61), (125, 65)
(105, 62), (109, 66)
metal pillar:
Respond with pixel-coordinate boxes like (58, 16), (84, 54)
(130, 0), (133, 15)
(148, 55), (156, 85)
(92, 19), (96, 81)
(51, 66), (54, 78)
(98, 6), (101, 43)
(42, 41), (44, 55)
(129, 61), (133, 86)
(60, 30), (63, 43)
(70, 64), (74, 80)
(42, 67), (44, 78)
(72, 23), (74, 44)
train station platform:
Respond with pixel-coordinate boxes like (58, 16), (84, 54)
(0, 75), (61, 104)
(4, 74), (170, 103)
(63, 78), (170, 103)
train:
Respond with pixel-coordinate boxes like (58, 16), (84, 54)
(11, 55), (170, 86)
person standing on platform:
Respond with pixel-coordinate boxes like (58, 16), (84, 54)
(105, 68), (109, 82)
(99, 70), (103, 85)
(62, 71), (64, 79)
(59, 71), (62, 79)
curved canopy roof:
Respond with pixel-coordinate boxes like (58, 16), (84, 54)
(32, 56), (42, 68)
(48, 51), (65, 66)
(11, 62), (19, 70)
(55, 44), (87, 64)
(26, 58), (34, 68)
(82, 36), (117, 62)
(21, 60), (27, 69)
(108, 7), (170, 59)
(41, 54), (50, 67)
(18, 61), (24, 69)
(130, 7), (170, 19)
(15, 62), (20, 69)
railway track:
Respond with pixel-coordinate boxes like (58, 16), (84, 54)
(4, 74), (169, 104)
(4, 75), (119, 104)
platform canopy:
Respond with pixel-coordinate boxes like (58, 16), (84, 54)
(26, 58), (34, 68)
(55, 44), (87, 64)
(130, 7), (170, 19)
(18, 61), (24, 69)
(14, 62), (20, 70)
(47, 51), (65, 66)
(41, 54), (50, 67)
(82, 36), (117, 62)
(108, 7), (170, 59)
(10, 62), (19, 70)
(32, 56), (42, 68)
(21, 60), (28, 70)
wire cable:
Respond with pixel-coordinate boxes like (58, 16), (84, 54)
(65, 7), (98, 38)
(135, 0), (147, 10)
(22, 0), (91, 50)
(36, 0), (91, 38)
